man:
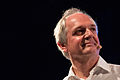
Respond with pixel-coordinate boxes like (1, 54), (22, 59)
(54, 8), (120, 80)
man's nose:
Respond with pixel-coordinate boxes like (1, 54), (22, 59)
(84, 28), (93, 40)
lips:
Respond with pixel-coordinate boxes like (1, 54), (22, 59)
(85, 42), (92, 44)
(81, 41), (96, 49)
(85, 42), (94, 46)
(85, 43), (94, 47)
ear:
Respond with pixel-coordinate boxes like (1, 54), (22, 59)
(57, 42), (68, 53)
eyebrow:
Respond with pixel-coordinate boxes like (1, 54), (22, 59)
(74, 24), (96, 30)
(72, 24), (96, 32)
(89, 24), (96, 27)
(73, 26), (83, 31)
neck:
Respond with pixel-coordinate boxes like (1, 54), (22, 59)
(71, 55), (99, 79)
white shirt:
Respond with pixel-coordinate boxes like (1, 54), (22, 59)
(63, 56), (120, 80)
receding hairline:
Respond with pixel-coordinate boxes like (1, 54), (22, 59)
(64, 12), (98, 35)
(65, 12), (87, 19)
(65, 12), (96, 26)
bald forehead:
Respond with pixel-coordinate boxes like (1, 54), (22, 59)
(66, 13), (86, 18)
(66, 13), (91, 21)
(65, 12), (98, 34)
(65, 13), (96, 26)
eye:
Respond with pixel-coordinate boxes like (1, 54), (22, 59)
(90, 27), (96, 33)
(73, 29), (85, 36)
(91, 28), (96, 31)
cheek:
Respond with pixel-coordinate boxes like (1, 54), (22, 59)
(68, 37), (82, 46)
(67, 37), (83, 53)
(74, 37), (82, 44)
(94, 35), (100, 44)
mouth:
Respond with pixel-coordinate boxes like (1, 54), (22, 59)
(81, 42), (97, 49)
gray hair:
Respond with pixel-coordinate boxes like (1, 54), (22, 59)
(54, 8), (98, 59)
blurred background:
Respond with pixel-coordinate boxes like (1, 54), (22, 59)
(1, 0), (120, 80)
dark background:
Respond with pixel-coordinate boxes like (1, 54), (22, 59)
(1, 0), (120, 80)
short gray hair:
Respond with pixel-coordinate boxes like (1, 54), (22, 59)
(54, 8), (98, 59)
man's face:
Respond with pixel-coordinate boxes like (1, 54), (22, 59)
(65, 13), (100, 58)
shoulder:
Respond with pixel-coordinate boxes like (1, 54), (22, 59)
(63, 76), (68, 80)
(108, 63), (120, 74)
(109, 63), (120, 68)
(63, 76), (79, 80)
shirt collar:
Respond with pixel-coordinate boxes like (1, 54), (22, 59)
(67, 56), (111, 78)
(68, 66), (75, 77)
(95, 56), (111, 72)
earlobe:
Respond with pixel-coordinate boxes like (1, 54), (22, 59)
(57, 42), (68, 53)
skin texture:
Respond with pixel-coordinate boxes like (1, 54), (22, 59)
(58, 13), (101, 79)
